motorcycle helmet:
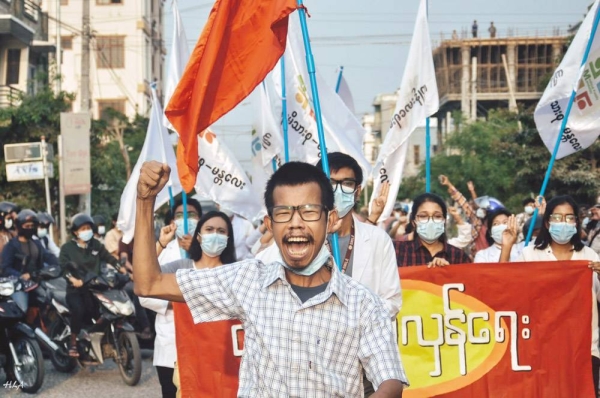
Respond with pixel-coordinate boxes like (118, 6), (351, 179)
(0, 201), (18, 229)
(37, 211), (55, 226)
(70, 213), (95, 233)
(474, 196), (504, 212)
(16, 209), (39, 228)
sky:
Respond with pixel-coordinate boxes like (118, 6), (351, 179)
(164, 0), (593, 167)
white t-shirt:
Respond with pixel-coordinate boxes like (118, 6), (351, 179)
(474, 243), (519, 263)
(518, 245), (600, 358)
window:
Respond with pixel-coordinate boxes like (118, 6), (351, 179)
(96, 36), (125, 68)
(98, 99), (126, 120)
(96, 0), (122, 4)
(61, 36), (72, 50)
(413, 145), (420, 165)
(60, 0), (69, 5)
(6, 49), (21, 85)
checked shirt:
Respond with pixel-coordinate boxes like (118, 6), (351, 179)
(176, 259), (408, 397)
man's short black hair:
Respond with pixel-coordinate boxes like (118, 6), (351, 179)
(315, 152), (363, 185)
(165, 197), (203, 224)
(264, 161), (334, 211)
(522, 197), (535, 206)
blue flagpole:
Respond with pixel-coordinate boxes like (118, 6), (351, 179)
(182, 191), (189, 258)
(525, 6), (600, 246)
(425, 118), (431, 192)
(272, 158), (278, 172)
(335, 66), (344, 93)
(280, 57), (290, 163)
(168, 186), (175, 213)
(295, 2), (342, 270)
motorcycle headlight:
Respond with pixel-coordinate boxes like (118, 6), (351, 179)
(113, 300), (135, 316)
(0, 281), (15, 297)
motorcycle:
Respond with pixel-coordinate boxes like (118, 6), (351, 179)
(0, 276), (45, 394)
(48, 263), (142, 386)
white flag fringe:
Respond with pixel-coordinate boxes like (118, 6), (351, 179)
(194, 130), (262, 221)
(163, 0), (190, 131)
(534, 0), (600, 159)
(370, 0), (439, 221)
(118, 88), (182, 244)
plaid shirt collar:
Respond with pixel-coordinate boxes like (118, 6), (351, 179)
(262, 254), (349, 308)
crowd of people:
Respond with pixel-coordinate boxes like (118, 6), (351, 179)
(2, 151), (600, 397)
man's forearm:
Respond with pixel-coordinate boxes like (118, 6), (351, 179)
(372, 380), (403, 397)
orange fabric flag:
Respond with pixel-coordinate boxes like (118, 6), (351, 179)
(166, 0), (299, 192)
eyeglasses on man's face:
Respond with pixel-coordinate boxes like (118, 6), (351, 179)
(549, 214), (577, 224)
(268, 204), (328, 223)
(330, 178), (358, 194)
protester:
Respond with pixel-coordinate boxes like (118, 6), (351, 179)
(446, 205), (474, 251)
(474, 208), (519, 263)
(395, 193), (471, 267)
(141, 211), (236, 398)
(221, 206), (257, 260)
(35, 211), (60, 257)
(133, 160), (407, 396)
(489, 21), (497, 38)
(59, 213), (123, 358)
(501, 195), (600, 394)
(587, 204), (600, 256)
(92, 215), (108, 243)
(0, 202), (18, 262)
(0, 209), (59, 312)
(104, 213), (123, 258)
(515, 197), (535, 241)
(388, 202), (409, 240)
(162, 197), (203, 260)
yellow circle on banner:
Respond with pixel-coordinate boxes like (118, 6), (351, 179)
(397, 280), (508, 397)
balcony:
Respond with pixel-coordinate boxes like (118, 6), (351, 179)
(0, 85), (23, 108)
(0, 0), (49, 44)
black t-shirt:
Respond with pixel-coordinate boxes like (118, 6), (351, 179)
(290, 282), (329, 303)
(19, 240), (40, 274)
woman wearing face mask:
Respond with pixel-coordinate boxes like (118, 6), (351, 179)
(474, 208), (520, 263)
(59, 213), (123, 358)
(394, 193), (471, 268)
(140, 211), (235, 398)
(502, 195), (600, 394)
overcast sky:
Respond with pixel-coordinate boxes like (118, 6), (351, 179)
(165, 0), (593, 166)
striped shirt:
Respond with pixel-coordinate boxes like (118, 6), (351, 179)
(176, 259), (408, 397)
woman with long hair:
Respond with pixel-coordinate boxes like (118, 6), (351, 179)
(394, 193), (471, 267)
(140, 211), (236, 398)
(502, 195), (600, 396)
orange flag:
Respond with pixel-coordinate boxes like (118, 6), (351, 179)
(166, 0), (299, 192)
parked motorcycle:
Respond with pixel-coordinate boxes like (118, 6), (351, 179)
(48, 263), (142, 386)
(0, 276), (45, 394)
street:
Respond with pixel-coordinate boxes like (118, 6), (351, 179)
(1, 349), (161, 397)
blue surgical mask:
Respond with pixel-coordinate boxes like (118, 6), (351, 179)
(200, 233), (228, 257)
(548, 222), (577, 244)
(334, 189), (355, 218)
(279, 243), (331, 276)
(416, 220), (445, 244)
(78, 230), (94, 242)
(491, 224), (507, 245)
(175, 219), (198, 239)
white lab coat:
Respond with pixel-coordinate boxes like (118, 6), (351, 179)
(139, 239), (183, 368)
(231, 216), (258, 260)
(256, 216), (402, 318)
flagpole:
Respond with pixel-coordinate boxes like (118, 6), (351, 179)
(295, 2), (342, 270)
(280, 57), (290, 163)
(182, 191), (189, 258)
(425, 117), (431, 192)
(151, 83), (176, 215)
(525, 7), (600, 246)
(335, 66), (344, 93)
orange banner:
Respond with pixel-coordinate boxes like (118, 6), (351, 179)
(174, 261), (594, 397)
(399, 261), (594, 398)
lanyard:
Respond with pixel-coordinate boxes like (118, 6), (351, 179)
(327, 221), (355, 274)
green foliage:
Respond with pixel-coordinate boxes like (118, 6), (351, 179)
(399, 108), (600, 213)
(0, 87), (149, 222)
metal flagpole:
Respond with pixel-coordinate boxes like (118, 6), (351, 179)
(295, 2), (342, 269)
(280, 57), (290, 163)
(335, 66), (344, 93)
(525, 7), (600, 246)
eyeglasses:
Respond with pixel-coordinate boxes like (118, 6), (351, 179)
(415, 214), (445, 224)
(549, 214), (577, 224)
(269, 204), (327, 223)
(331, 178), (358, 194)
(174, 211), (200, 220)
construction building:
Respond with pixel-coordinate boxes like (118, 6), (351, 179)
(42, 0), (165, 120)
(0, 0), (53, 107)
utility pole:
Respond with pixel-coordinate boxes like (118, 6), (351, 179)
(80, 0), (91, 215)
(55, 0), (61, 93)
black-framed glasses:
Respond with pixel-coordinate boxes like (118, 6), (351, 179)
(549, 214), (577, 224)
(415, 214), (445, 224)
(269, 204), (328, 223)
(331, 178), (358, 194)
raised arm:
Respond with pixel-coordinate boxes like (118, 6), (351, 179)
(133, 161), (184, 302)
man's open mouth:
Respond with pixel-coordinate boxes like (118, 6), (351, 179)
(284, 236), (312, 258)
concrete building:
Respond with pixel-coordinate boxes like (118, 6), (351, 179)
(0, 0), (53, 107)
(43, 0), (165, 119)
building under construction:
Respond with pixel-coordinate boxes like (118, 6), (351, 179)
(433, 35), (568, 135)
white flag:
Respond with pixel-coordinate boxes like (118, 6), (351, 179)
(118, 88), (182, 244)
(336, 69), (356, 115)
(370, 0), (439, 221)
(534, 0), (600, 159)
(163, 0), (190, 130)
(255, 84), (284, 167)
(194, 130), (262, 221)
(272, 16), (372, 179)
